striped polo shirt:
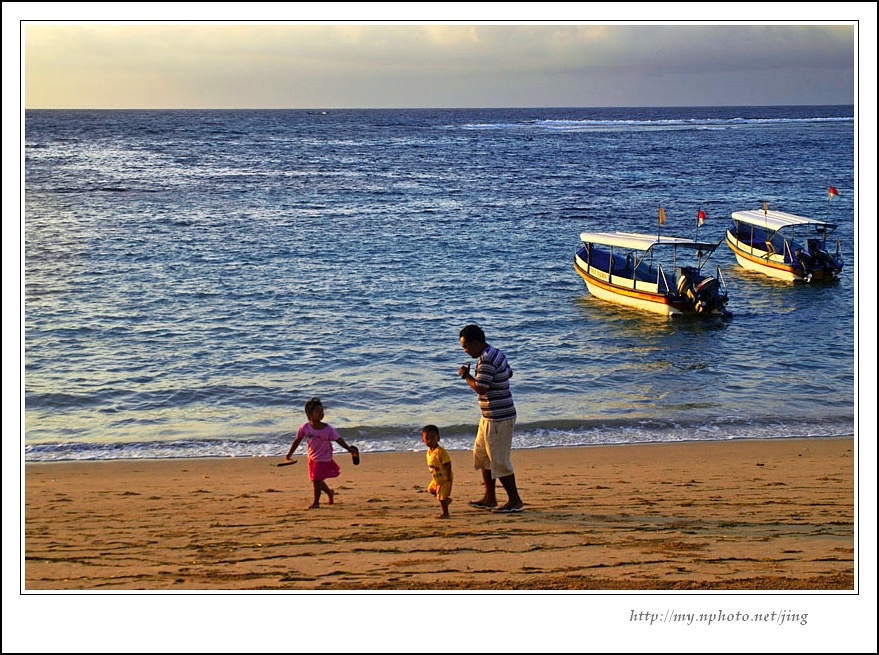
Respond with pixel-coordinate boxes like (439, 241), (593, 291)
(474, 344), (516, 421)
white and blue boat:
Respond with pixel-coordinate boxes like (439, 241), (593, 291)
(574, 231), (732, 318)
(726, 208), (844, 283)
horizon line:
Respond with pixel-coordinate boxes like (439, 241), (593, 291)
(23, 103), (856, 111)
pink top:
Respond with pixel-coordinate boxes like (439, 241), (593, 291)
(297, 422), (341, 462)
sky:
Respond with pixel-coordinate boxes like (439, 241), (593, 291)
(15, 17), (865, 109)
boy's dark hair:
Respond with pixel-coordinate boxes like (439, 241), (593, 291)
(459, 324), (485, 343)
(422, 424), (440, 438)
(305, 397), (323, 415)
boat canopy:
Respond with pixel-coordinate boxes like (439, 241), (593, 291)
(731, 209), (836, 232)
(579, 231), (719, 252)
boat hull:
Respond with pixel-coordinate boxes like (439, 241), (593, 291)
(725, 230), (839, 282)
(574, 251), (720, 317)
(725, 231), (801, 282)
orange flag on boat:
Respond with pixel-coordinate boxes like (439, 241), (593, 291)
(828, 185), (839, 200)
(658, 206), (666, 226)
(698, 209), (706, 227)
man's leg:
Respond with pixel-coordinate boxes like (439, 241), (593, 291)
(497, 474), (523, 511)
(470, 468), (497, 508)
(470, 420), (497, 508)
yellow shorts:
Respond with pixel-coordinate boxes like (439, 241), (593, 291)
(428, 480), (453, 501)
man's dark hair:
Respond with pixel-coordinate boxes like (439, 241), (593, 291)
(459, 324), (485, 343)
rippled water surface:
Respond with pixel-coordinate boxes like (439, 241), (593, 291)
(24, 106), (856, 460)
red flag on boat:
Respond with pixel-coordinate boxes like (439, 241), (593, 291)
(828, 186), (839, 200)
(658, 206), (666, 226)
(698, 209), (706, 227)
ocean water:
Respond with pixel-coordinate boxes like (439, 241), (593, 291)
(23, 106), (856, 461)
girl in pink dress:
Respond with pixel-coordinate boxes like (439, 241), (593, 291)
(285, 397), (359, 509)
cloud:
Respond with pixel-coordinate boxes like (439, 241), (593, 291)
(23, 24), (855, 108)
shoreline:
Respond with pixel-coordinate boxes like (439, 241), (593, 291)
(24, 437), (854, 591)
(23, 430), (859, 464)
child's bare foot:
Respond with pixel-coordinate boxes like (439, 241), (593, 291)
(437, 513), (450, 519)
(308, 503), (320, 509)
(326, 488), (335, 505)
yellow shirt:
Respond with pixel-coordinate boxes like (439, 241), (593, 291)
(426, 445), (452, 484)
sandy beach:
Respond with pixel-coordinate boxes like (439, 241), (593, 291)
(23, 437), (855, 591)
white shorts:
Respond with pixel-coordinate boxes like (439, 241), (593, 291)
(473, 417), (515, 479)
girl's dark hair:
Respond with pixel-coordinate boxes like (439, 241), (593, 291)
(305, 397), (323, 414)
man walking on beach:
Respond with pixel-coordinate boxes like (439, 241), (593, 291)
(458, 324), (524, 513)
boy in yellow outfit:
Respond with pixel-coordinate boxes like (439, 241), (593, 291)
(422, 425), (453, 519)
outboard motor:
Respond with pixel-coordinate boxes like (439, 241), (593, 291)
(807, 238), (843, 277)
(677, 267), (698, 306)
(795, 246), (815, 282)
(678, 266), (729, 314)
